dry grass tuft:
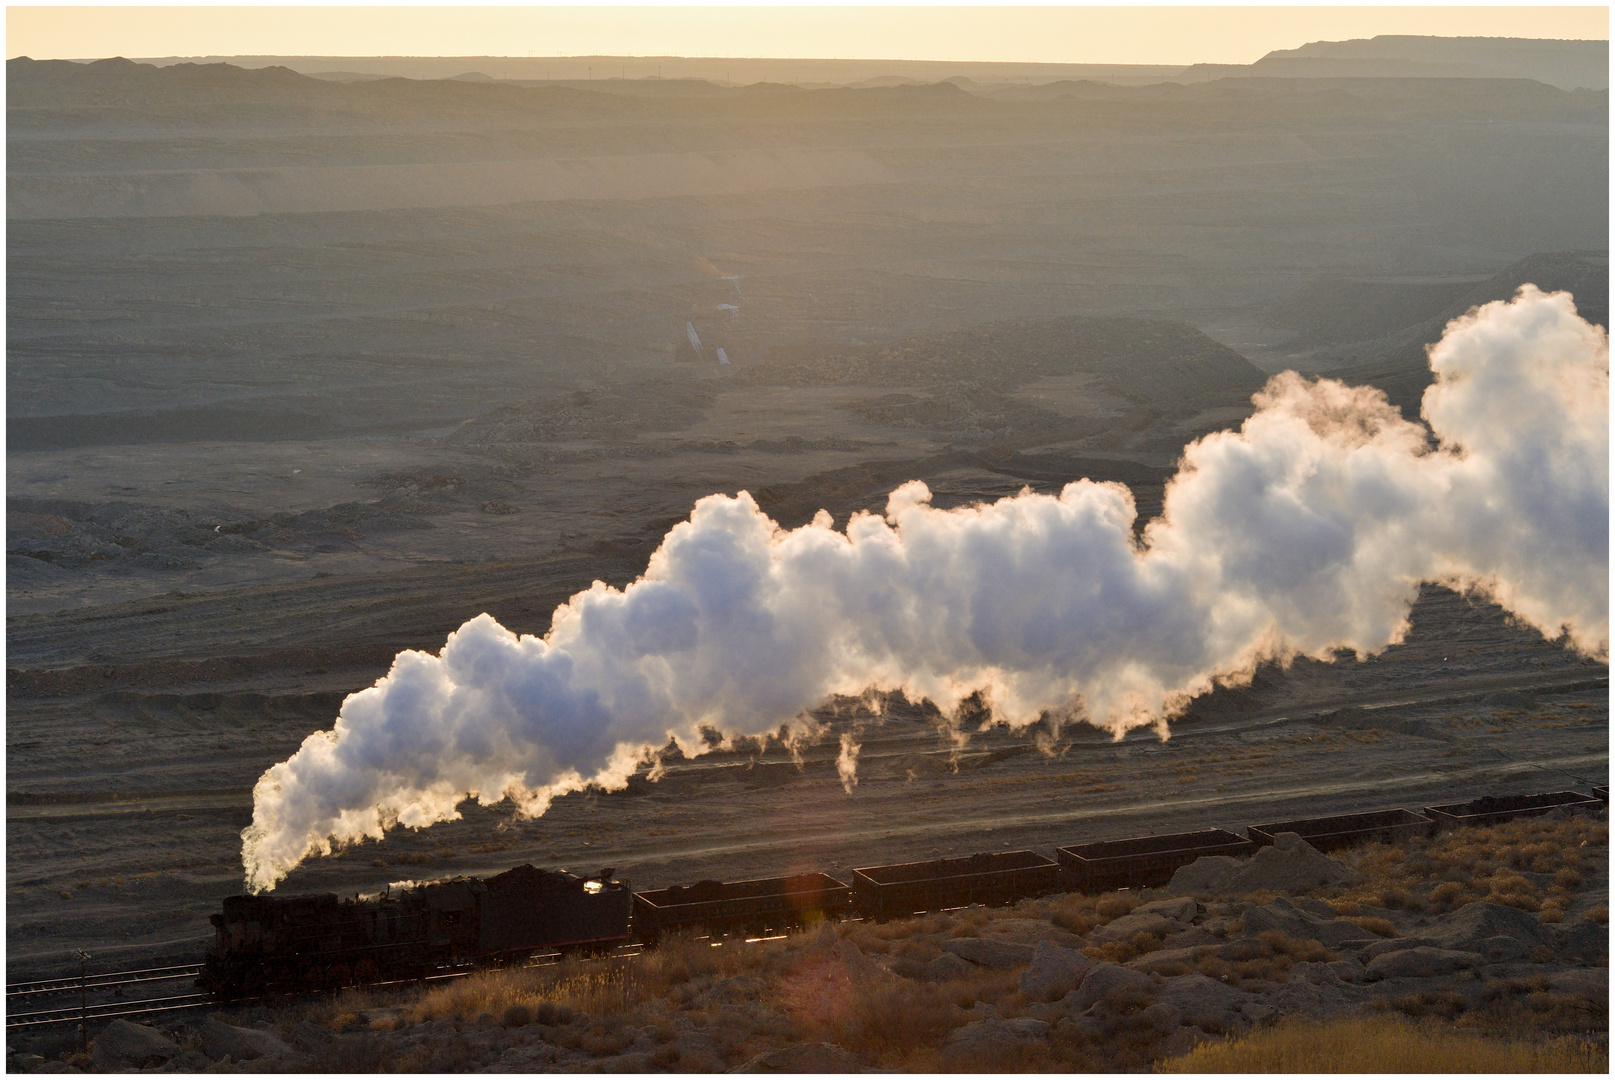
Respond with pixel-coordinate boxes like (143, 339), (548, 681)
(1158, 1015), (1607, 1073)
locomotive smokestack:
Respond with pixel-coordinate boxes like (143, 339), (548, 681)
(241, 287), (1607, 892)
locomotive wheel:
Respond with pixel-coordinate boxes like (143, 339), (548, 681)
(354, 959), (381, 985)
(328, 963), (352, 989)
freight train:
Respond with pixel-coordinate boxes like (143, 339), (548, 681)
(199, 788), (1604, 998)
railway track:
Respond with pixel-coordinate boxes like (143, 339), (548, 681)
(4, 940), (654, 1033)
(6, 963), (209, 1032)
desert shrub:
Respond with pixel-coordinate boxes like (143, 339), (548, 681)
(1218, 938), (1266, 962)
(948, 906), (993, 936)
(327, 1011), (362, 1033)
(1101, 982), (1156, 1015)
(1158, 1015), (1607, 1073)
(1048, 893), (1098, 935)
(1190, 934), (1338, 988)
(1519, 990), (1606, 1031)
(537, 1001), (573, 1025)
(1486, 974), (1551, 997)
(1194, 952), (1289, 989)
(1145, 957), (1195, 977)
(824, 979), (965, 1067)
(944, 967), (1020, 1010)
(1391, 989), (1470, 1020)
(1347, 915), (1396, 938)
(1377, 886), (1424, 912)
(1485, 869), (1542, 911)
(895, 938), (941, 962)
(1429, 880), (1468, 912)
(1554, 867), (1584, 889)
(1086, 930), (1166, 964)
(501, 1002), (533, 1027)
(1095, 893), (1138, 921)
(1256, 931), (1336, 963)
(580, 1027), (632, 1057)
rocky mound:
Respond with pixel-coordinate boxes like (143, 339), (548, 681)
(1306, 250), (1609, 419)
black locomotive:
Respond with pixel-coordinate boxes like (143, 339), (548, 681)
(200, 864), (631, 998)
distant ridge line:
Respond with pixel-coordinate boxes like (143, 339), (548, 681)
(55, 36), (1607, 91)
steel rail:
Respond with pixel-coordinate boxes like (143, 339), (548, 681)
(8, 991), (213, 1023)
(8, 968), (203, 999)
(26, 961), (200, 981)
(5, 997), (216, 1031)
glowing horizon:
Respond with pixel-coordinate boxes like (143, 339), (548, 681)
(7, 6), (1609, 68)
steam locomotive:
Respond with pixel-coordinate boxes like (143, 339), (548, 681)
(200, 787), (1604, 998)
(200, 864), (631, 998)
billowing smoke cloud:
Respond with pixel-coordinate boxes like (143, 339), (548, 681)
(242, 286), (1606, 891)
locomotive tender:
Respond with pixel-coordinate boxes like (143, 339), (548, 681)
(201, 788), (1603, 998)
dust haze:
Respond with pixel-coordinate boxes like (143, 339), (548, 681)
(6, 39), (1608, 967)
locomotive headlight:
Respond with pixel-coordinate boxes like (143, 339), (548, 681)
(584, 880), (603, 894)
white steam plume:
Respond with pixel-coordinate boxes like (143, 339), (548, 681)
(242, 286), (1606, 891)
(837, 732), (862, 793)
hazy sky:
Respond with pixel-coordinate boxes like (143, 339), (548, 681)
(8, 6), (1609, 66)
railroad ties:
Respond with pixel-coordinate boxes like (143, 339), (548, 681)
(6, 963), (209, 1034)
